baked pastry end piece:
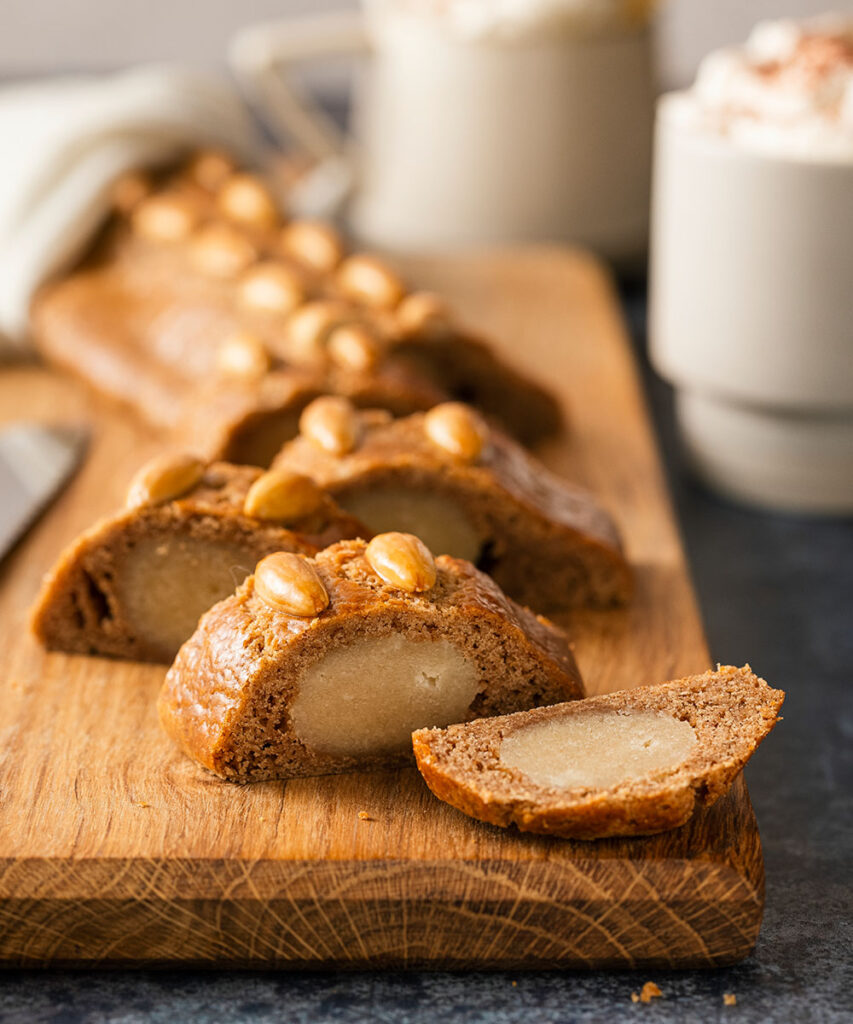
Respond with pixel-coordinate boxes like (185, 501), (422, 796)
(412, 665), (784, 839)
(158, 535), (584, 781)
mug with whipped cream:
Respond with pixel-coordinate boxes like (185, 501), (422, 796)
(650, 15), (853, 514)
(230, 0), (658, 265)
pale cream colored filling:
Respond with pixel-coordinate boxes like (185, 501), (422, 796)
(499, 709), (697, 790)
(340, 487), (483, 562)
(120, 536), (255, 655)
(289, 634), (480, 757)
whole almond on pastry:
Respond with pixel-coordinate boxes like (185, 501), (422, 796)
(281, 220), (344, 273)
(215, 331), (270, 380)
(189, 224), (256, 278)
(126, 453), (205, 508)
(254, 552), (329, 617)
(243, 469), (324, 522)
(132, 194), (199, 243)
(299, 396), (361, 455)
(337, 254), (405, 310)
(396, 292), (449, 335)
(327, 324), (382, 373)
(424, 403), (488, 462)
(365, 532), (437, 593)
(217, 174), (280, 229)
(239, 262), (304, 315)
(186, 150), (236, 192)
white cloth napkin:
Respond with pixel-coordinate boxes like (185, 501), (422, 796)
(0, 64), (264, 350)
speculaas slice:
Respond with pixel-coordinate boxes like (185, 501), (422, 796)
(158, 534), (584, 781)
(275, 399), (631, 612)
(31, 455), (366, 663)
(413, 665), (784, 839)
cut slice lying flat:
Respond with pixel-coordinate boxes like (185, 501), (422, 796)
(31, 461), (364, 663)
(412, 665), (784, 840)
(158, 537), (584, 782)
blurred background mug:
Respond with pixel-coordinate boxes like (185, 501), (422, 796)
(650, 17), (853, 515)
(230, 1), (657, 266)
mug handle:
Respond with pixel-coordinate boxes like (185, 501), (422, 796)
(228, 12), (368, 214)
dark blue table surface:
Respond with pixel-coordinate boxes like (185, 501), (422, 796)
(1, 286), (851, 1024)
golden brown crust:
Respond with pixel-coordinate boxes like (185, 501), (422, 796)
(31, 233), (443, 464)
(158, 539), (584, 782)
(31, 155), (561, 458)
(31, 462), (367, 663)
(176, 371), (327, 466)
(275, 407), (631, 611)
(412, 665), (785, 840)
(393, 329), (562, 446)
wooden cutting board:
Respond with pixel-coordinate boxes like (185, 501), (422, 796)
(0, 249), (764, 968)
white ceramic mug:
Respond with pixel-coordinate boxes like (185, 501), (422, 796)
(650, 94), (853, 514)
(229, 6), (655, 264)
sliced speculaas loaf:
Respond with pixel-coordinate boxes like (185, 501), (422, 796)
(274, 400), (631, 611)
(31, 152), (561, 460)
(412, 665), (784, 840)
(31, 228), (445, 466)
(158, 536), (584, 782)
(31, 457), (366, 663)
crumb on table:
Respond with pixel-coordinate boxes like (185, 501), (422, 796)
(640, 982), (662, 1003)
(724, 993), (737, 1006)
(357, 810), (372, 821)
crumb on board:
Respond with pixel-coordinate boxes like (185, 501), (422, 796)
(357, 810), (372, 821)
(511, 981), (517, 987)
(724, 993), (737, 1006)
(136, 802), (150, 808)
(640, 982), (662, 1003)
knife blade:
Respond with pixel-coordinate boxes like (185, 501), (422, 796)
(0, 423), (87, 560)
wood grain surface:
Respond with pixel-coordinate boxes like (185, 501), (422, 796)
(0, 249), (764, 968)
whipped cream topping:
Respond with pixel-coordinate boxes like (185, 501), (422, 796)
(668, 15), (853, 161)
(364, 0), (657, 42)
